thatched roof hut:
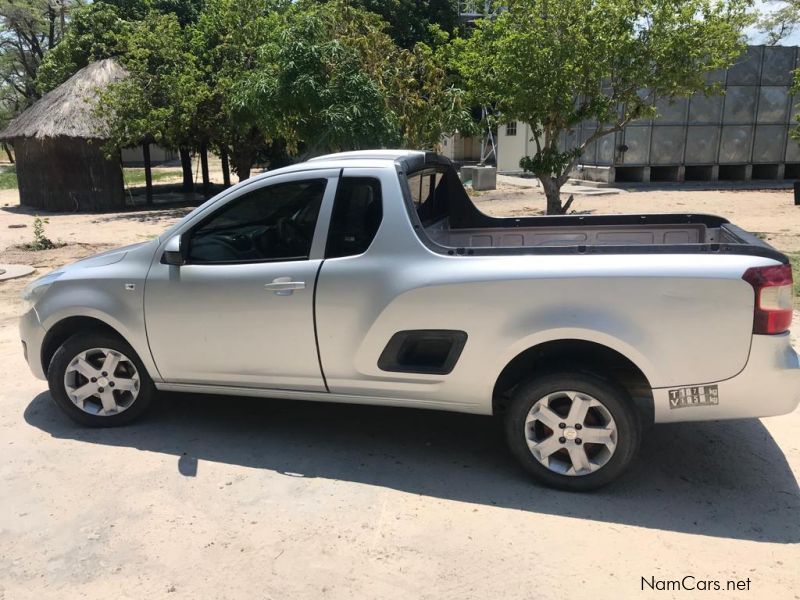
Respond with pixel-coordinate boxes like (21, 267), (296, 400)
(0, 59), (128, 211)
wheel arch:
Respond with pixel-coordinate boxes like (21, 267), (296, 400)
(41, 316), (140, 377)
(492, 339), (654, 425)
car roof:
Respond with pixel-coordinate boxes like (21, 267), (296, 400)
(236, 149), (449, 185)
(307, 149), (426, 162)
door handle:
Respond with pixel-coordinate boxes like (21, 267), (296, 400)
(265, 277), (306, 296)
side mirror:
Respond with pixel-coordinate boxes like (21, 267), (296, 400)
(161, 234), (185, 266)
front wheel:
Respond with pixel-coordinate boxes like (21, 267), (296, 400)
(504, 372), (641, 491)
(47, 332), (156, 427)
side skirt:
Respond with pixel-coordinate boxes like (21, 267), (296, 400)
(155, 382), (487, 414)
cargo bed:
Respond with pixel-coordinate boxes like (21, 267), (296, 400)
(425, 214), (772, 250)
(399, 157), (787, 263)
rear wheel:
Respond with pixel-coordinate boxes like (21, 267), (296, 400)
(47, 333), (156, 427)
(504, 372), (640, 491)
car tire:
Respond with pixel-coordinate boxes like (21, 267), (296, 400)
(504, 371), (641, 492)
(47, 332), (156, 427)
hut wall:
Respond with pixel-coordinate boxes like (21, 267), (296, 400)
(14, 137), (125, 212)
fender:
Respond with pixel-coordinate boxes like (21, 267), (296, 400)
(37, 287), (162, 383)
(489, 326), (658, 400)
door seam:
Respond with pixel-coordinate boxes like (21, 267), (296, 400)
(312, 260), (330, 392)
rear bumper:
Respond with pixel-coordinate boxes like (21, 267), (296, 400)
(653, 333), (800, 423)
(19, 308), (47, 380)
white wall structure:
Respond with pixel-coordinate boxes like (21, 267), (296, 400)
(441, 133), (483, 162)
(496, 121), (536, 173)
(121, 145), (177, 166)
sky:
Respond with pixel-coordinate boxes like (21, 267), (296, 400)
(748, 0), (800, 45)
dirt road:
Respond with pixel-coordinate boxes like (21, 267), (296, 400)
(1, 184), (798, 599)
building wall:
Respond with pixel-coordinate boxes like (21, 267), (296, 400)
(441, 133), (483, 162)
(13, 137), (125, 212)
(121, 145), (177, 166)
(497, 45), (800, 182)
(497, 121), (532, 172)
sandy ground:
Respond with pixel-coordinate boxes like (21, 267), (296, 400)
(0, 181), (799, 599)
(476, 180), (800, 252)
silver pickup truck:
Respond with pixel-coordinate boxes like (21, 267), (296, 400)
(20, 150), (800, 490)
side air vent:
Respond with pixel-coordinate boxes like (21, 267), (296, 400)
(378, 330), (468, 375)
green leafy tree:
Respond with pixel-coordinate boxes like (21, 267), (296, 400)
(234, 1), (401, 156)
(0, 0), (82, 118)
(190, 0), (288, 179)
(37, 0), (205, 93)
(102, 0), (205, 25)
(35, 2), (132, 93)
(454, 0), (750, 214)
(758, 0), (799, 45)
(332, 0), (460, 48)
(233, 1), (472, 159)
(388, 27), (475, 149)
(98, 12), (205, 162)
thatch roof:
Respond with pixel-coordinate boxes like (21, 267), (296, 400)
(0, 59), (128, 141)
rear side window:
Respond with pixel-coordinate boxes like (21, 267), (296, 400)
(325, 177), (382, 258)
(405, 169), (447, 224)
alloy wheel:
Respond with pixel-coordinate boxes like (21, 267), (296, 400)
(63, 347), (140, 416)
(524, 390), (618, 476)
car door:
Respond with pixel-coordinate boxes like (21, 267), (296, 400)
(144, 170), (338, 391)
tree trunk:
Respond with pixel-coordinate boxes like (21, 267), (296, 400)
(200, 141), (211, 198)
(231, 145), (253, 181)
(539, 176), (574, 215)
(47, 6), (56, 50)
(179, 147), (194, 193)
(540, 176), (562, 215)
(2, 142), (14, 164)
(220, 146), (231, 187)
(142, 142), (153, 206)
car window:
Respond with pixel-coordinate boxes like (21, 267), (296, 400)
(187, 179), (327, 263)
(406, 169), (446, 224)
(325, 178), (383, 258)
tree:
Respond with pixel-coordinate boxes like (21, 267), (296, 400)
(454, 0), (750, 214)
(758, 0), (800, 45)
(97, 11), (206, 198)
(387, 27), (475, 148)
(190, 0), (288, 179)
(233, 0), (473, 159)
(234, 1), (402, 156)
(35, 2), (132, 93)
(36, 0), (206, 94)
(335, 0), (460, 48)
(0, 0), (81, 114)
(102, 0), (205, 26)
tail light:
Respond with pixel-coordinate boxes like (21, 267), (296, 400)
(742, 264), (793, 334)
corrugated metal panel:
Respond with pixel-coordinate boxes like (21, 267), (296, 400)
(596, 132), (616, 165)
(688, 93), (723, 123)
(726, 46), (762, 85)
(761, 46), (795, 85)
(685, 126), (720, 163)
(580, 127), (597, 163)
(757, 87), (790, 123)
(719, 126), (754, 163)
(650, 126), (685, 164)
(752, 125), (787, 162)
(654, 97), (688, 124)
(723, 86), (758, 123)
(620, 126), (651, 164)
(570, 45), (800, 179)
